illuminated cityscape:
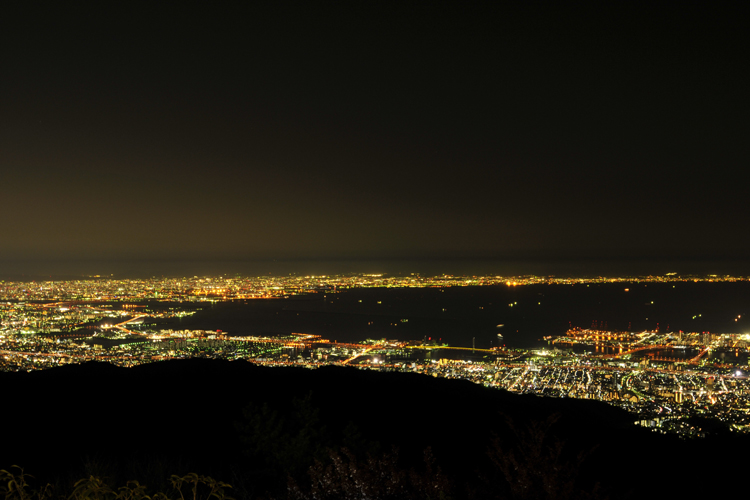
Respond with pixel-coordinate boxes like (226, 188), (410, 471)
(3, 273), (750, 438)
(2, 3), (747, 498)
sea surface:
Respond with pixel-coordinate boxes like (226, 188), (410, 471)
(161, 282), (750, 350)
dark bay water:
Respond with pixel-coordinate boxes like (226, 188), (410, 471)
(162, 282), (750, 349)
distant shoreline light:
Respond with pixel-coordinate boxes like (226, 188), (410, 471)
(0, 273), (748, 303)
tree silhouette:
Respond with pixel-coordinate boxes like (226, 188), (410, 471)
(289, 447), (451, 500)
(485, 414), (603, 500)
(237, 391), (331, 475)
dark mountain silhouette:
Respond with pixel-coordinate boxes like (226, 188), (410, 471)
(1, 359), (744, 499)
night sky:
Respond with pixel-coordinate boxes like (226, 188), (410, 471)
(2, 3), (748, 277)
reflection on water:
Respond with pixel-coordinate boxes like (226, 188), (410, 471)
(708, 349), (749, 365)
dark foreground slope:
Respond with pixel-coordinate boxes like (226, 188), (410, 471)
(0, 360), (744, 499)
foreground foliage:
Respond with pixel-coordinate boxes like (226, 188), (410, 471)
(0, 469), (232, 500)
(1, 414), (604, 500)
(288, 447), (451, 500)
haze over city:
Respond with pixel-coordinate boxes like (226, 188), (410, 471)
(2, 2), (748, 278)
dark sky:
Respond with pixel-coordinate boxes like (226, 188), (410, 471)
(2, 3), (748, 277)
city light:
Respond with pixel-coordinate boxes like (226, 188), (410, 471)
(1, 272), (750, 437)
